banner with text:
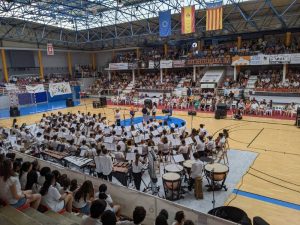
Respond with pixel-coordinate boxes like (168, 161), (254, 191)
(48, 82), (72, 97)
(187, 57), (231, 66)
(26, 84), (45, 93)
(173, 60), (186, 68)
(160, 60), (173, 69)
(109, 63), (128, 70)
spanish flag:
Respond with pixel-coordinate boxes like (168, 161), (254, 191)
(206, 1), (223, 31)
(181, 6), (195, 34)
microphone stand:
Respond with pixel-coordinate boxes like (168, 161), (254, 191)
(211, 168), (216, 209)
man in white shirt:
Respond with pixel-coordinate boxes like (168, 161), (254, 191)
(80, 140), (90, 157)
(117, 138), (126, 152)
(188, 152), (203, 191)
(99, 149), (113, 182)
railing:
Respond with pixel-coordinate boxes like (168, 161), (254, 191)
(255, 88), (300, 93)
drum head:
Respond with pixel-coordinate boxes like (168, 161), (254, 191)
(165, 164), (183, 173)
(163, 172), (180, 181)
(205, 163), (229, 173)
(183, 160), (195, 168)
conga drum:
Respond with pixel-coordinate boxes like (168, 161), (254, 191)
(204, 163), (229, 191)
(162, 172), (181, 201)
(165, 164), (183, 174)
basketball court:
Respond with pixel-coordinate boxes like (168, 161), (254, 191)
(1, 99), (299, 225)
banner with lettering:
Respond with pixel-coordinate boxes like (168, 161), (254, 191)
(160, 60), (173, 69)
(186, 57), (231, 66)
(109, 63), (128, 70)
(173, 60), (186, 68)
(26, 84), (45, 93)
(48, 82), (72, 97)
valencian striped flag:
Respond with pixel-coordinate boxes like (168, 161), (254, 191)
(181, 5), (195, 34)
(206, 1), (223, 31)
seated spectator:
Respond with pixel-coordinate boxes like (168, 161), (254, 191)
(172, 211), (185, 225)
(183, 221), (195, 225)
(73, 180), (95, 215)
(38, 166), (51, 186)
(40, 173), (73, 212)
(19, 161), (32, 190)
(97, 184), (121, 217)
(81, 199), (107, 225)
(0, 159), (41, 209)
(102, 210), (117, 225)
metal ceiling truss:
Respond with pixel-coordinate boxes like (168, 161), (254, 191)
(0, 0), (299, 50)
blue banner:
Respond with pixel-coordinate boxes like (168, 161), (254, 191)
(159, 10), (171, 37)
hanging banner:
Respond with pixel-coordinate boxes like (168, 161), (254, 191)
(47, 43), (54, 56)
(269, 54), (291, 64)
(206, 1), (223, 31)
(128, 62), (138, 69)
(186, 57), (231, 66)
(181, 5), (195, 34)
(231, 56), (250, 66)
(173, 60), (186, 68)
(159, 10), (172, 37)
(48, 82), (72, 97)
(291, 53), (300, 64)
(109, 63), (128, 70)
(160, 60), (173, 69)
(5, 84), (19, 91)
(148, 61), (155, 69)
(26, 84), (45, 93)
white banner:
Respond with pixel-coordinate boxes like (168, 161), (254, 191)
(160, 60), (173, 69)
(26, 84), (45, 93)
(249, 55), (269, 65)
(48, 82), (72, 97)
(148, 60), (154, 69)
(173, 60), (186, 68)
(5, 84), (19, 91)
(269, 54), (291, 64)
(290, 53), (300, 64)
(109, 63), (128, 70)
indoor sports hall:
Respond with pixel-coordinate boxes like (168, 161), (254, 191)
(0, 1), (300, 225)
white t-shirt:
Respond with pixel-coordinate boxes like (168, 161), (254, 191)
(81, 215), (102, 225)
(73, 195), (88, 209)
(0, 176), (23, 204)
(191, 160), (203, 179)
(20, 172), (28, 190)
(41, 185), (64, 212)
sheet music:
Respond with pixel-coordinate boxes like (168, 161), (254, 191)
(173, 154), (185, 163)
(134, 135), (142, 144)
(185, 137), (194, 145)
(104, 128), (111, 135)
(126, 152), (136, 161)
(170, 123), (176, 128)
(115, 129), (122, 136)
(131, 130), (138, 136)
(144, 133), (150, 140)
(152, 130), (159, 136)
(166, 134), (173, 142)
(153, 137), (160, 145)
(104, 136), (114, 144)
(171, 138), (181, 146)
(157, 127), (163, 133)
(104, 143), (116, 151)
(125, 126), (131, 132)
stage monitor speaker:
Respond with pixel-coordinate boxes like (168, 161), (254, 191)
(215, 109), (227, 119)
(66, 98), (74, 107)
(144, 99), (153, 109)
(188, 110), (196, 116)
(253, 217), (270, 225)
(9, 106), (20, 117)
(208, 206), (251, 225)
(99, 97), (107, 107)
(217, 103), (227, 110)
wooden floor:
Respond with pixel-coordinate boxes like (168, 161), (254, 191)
(1, 99), (300, 225)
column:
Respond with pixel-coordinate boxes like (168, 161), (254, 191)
(164, 43), (168, 58)
(193, 66), (196, 82)
(108, 71), (111, 81)
(37, 50), (44, 80)
(67, 52), (72, 76)
(285, 32), (292, 47)
(282, 64), (287, 82)
(1, 49), (9, 82)
(160, 68), (163, 83)
(237, 36), (242, 50)
(91, 53), (96, 71)
(132, 69), (135, 84)
(233, 66), (237, 81)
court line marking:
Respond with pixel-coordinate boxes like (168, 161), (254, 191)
(232, 189), (300, 211)
(247, 128), (264, 148)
